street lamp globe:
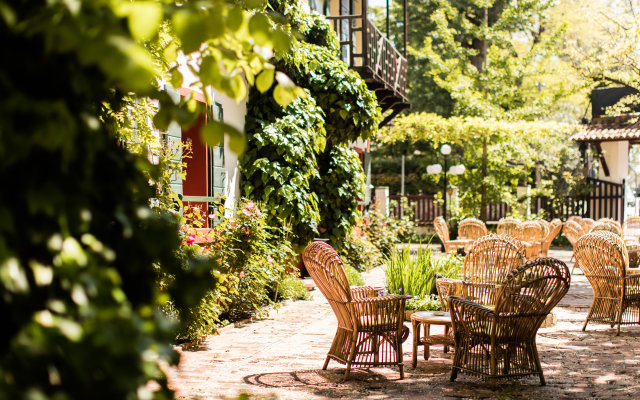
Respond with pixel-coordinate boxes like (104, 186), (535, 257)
(440, 144), (452, 156)
(427, 164), (442, 175)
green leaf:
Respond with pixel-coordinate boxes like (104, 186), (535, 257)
(273, 84), (296, 108)
(248, 13), (270, 46)
(229, 132), (247, 154)
(173, 10), (207, 54)
(226, 6), (244, 32)
(163, 41), (178, 64)
(272, 29), (291, 52)
(199, 56), (221, 86)
(201, 121), (225, 147)
(256, 68), (275, 93)
(128, 2), (163, 42)
(170, 69), (183, 89)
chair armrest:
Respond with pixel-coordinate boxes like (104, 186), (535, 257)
(351, 286), (378, 300)
(448, 295), (495, 336)
(351, 295), (412, 329)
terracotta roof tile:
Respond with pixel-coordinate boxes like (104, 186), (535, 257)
(572, 115), (640, 142)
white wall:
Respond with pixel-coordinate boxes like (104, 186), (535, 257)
(599, 141), (629, 184)
(212, 90), (246, 213)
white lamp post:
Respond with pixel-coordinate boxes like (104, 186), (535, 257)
(427, 145), (465, 221)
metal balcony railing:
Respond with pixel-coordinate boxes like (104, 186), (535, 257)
(327, 14), (408, 103)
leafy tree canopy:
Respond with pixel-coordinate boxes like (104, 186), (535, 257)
(377, 113), (583, 216)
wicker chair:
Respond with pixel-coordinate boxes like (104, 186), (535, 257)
(458, 218), (488, 242)
(623, 216), (640, 241)
(514, 221), (543, 260)
(596, 218), (622, 235)
(496, 217), (520, 237)
(434, 216), (471, 254)
(575, 231), (640, 335)
(580, 218), (596, 233)
(567, 215), (583, 225)
(541, 219), (562, 257)
(302, 241), (411, 379)
(448, 258), (570, 386)
(563, 220), (585, 248)
(591, 220), (622, 236)
(437, 235), (526, 308)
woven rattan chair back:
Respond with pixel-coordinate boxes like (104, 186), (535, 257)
(563, 220), (585, 247)
(574, 231), (635, 335)
(434, 216), (450, 242)
(515, 221), (543, 244)
(596, 218), (622, 234)
(580, 218), (595, 233)
(462, 234), (526, 306)
(458, 218), (487, 241)
(537, 220), (550, 242)
(623, 216), (640, 238)
(449, 257), (570, 386)
(541, 219), (562, 256)
(591, 221), (622, 236)
(303, 241), (352, 324)
(567, 215), (583, 225)
(303, 241), (410, 379)
(496, 217), (519, 237)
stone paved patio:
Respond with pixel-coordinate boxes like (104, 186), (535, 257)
(166, 247), (640, 399)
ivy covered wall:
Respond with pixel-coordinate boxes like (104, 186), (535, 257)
(240, 1), (381, 249)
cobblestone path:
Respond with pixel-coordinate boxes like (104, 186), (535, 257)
(166, 248), (640, 399)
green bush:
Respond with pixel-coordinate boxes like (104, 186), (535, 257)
(340, 234), (384, 272)
(365, 200), (415, 256)
(276, 275), (311, 301)
(385, 243), (463, 296)
(345, 265), (365, 287)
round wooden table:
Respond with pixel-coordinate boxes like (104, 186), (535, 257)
(411, 310), (454, 367)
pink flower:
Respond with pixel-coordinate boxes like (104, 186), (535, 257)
(229, 220), (238, 227)
(239, 271), (245, 279)
(245, 201), (256, 210)
(242, 208), (253, 218)
(187, 234), (195, 245)
(256, 209), (263, 218)
(266, 255), (274, 265)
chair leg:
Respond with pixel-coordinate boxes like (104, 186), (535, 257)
(344, 333), (359, 380)
(322, 356), (330, 370)
(582, 299), (597, 331)
(530, 341), (546, 386)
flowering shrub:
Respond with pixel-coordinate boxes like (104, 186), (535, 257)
(173, 200), (297, 343)
(364, 200), (415, 257)
(340, 234), (384, 272)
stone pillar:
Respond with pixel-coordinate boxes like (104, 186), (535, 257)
(375, 186), (389, 217)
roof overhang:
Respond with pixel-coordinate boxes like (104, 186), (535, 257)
(572, 115), (640, 143)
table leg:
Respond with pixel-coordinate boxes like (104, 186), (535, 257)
(424, 323), (431, 360)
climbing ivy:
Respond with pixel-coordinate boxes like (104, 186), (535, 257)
(315, 145), (365, 250)
(241, 4), (380, 247)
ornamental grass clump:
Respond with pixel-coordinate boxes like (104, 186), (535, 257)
(384, 243), (462, 296)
